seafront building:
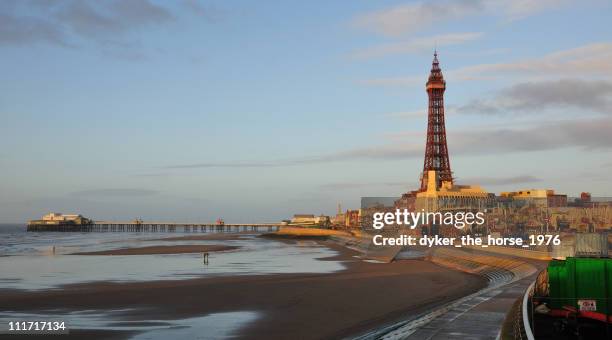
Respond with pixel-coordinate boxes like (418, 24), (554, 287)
(415, 170), (491, 212)
(290, 214), (331, 226)
(331, 209), (361, 229)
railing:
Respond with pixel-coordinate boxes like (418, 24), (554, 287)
(27, 223), (282, 232)
(520, 281), (536, 340)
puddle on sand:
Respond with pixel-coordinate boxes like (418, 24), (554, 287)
(395, 249), (427, 259)
(130, 312), (259, 340)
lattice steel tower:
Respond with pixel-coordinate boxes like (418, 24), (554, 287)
(420, 51), (453, 191)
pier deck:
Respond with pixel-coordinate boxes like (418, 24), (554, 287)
(27, 222), (283, 232)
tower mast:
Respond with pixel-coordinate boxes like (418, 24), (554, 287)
(420, 51), (453, 191)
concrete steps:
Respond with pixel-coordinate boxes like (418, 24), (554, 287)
(428, 248), (537, 285)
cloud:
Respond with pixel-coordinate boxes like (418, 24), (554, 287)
(165, 148), (418, 169)
(165, 116), (612, 169)
(182, 0), (218, 19)
(70, 188), (159, 197)
(56, 0), (173, 41)
(319, 182), (408, 190)
(131, 172), (171, 178)
(453, 42), (612, 80)
(387, 106), (457, 119)
(447, 47), (512, 57)
(458, 79), (612, 115)
(319, 182), (371, 190)
(356, 75), (422, 87)
(353, 0), (485, 37)
(164, 145), (423, 169)
(448, 117), (612, 154)
(360, 43), (612, 87)
(351, 32), (483, 59)
(501, 0), (571, 21)
(458, 175), (542, 186)
(386, 110), (427, 119)
(341, 118), (612, 158)
(352, 0), (571, 36)
(0, 12), (69, 46)
(0, 0), (177, 56)
(166, 161), (303, 169)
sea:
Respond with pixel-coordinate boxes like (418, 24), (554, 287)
(0, 223), (345, 338)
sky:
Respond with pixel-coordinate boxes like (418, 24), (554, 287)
(1, 0), (612, 223)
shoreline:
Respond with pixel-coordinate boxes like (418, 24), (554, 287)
(0, 235), (487, 339)
(70, 244), (239, 255)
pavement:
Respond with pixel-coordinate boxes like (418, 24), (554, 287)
(402, 274), (535, 340)
(356, 247), (548, 340)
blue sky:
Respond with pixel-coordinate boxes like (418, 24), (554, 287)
(1, 0), (612, 222)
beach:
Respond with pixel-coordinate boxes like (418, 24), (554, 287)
(0, 237), (486, 340)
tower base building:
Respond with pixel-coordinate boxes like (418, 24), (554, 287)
(415, 171), (492, 212)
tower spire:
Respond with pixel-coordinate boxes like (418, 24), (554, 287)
(431, 50), (441, 73)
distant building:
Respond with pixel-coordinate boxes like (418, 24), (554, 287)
(344, 209), (361, 228)
(290, 214), (330, 226)
(331, 209), (361, 229)
(547, 192), (568, 208)
(500, 189), (567, 208)
(395, 191), (417, 211)
(291, 214), (315, 224)
(29, 213), (92, 226)
(332, 212), (345, 226)
(315, 215), (331, 226)
(581, 192), (592, 202)
(569, 192), (612, 208)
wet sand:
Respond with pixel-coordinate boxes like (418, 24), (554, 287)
(0, 241), (486, 340)
(70, 244), (238, 255)
(153, 233), (253, 241)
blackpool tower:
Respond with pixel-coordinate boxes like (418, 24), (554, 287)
(420, 51), (453, 191)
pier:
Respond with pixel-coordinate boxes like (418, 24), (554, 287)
(27, 222), (283, 232)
